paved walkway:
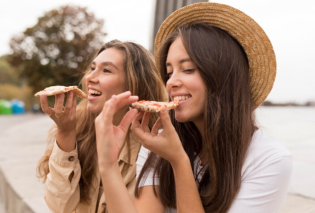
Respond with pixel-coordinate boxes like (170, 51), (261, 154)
(0, 113), (52, 213)
(0, 112), (315, 212)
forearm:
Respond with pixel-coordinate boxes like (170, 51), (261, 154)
(100, 163), (138, 213)
(171, 155), (205, 213)
(56, 129), (76, 152)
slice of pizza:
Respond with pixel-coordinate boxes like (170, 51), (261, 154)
(130, 100), (179, 112)
(34, 85), (87, 99)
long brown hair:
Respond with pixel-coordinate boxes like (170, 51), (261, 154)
(37, 40), (167, 204)
(136, 23), (257, 212)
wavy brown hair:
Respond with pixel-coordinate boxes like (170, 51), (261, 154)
(37, 40), (167, 204)
(135, 24), (257, 212)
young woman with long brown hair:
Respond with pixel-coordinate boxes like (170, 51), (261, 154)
(94, 3), (292, 213)
(36, 40), (167, 213)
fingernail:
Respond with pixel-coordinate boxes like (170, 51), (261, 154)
(161, 107), (167, 113)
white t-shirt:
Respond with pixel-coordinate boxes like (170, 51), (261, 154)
(136, 129), (292, 213)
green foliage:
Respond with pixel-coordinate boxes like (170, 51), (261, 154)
(0, 55), (21, 86)
(7, 5), (106, 94)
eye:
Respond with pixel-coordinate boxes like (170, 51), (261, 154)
(103, 69), (111, 73)
(165, 72), (173, 79)
(90, 66), (95, 71)
(183, 69), (195, 73)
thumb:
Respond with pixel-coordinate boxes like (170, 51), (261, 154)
(159, 106), (173, 130)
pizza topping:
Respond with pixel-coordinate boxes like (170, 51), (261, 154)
(152, 103), (162, 107)
(89, 89), (102, 96)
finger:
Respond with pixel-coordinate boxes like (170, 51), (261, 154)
(115, 91), (132, 100)
(64, 91), (73, 113)
(68, 92), (77, 118)
(131, 111), (157, 142)
(131, 111), (144, 130)
(72, 92), (77, 109)
(151, 117), (162, 135)
(131, 122), (151, 142)
(141, 112), (151, 133)
(116, 96), (139, 109)
(118, 109), (138, 133)
(158, 106), (173, 130)
(118, 96), (139, 109)
(40, 95), (53, 115)
(114, 91), (139, 109)
(54, 93), (65, 114)
(102, 94), (138, 120)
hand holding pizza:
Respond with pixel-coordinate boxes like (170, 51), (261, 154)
(39, 91), (77, 151)
(95, 91), (139, 170)
(131, 106), (187, 166)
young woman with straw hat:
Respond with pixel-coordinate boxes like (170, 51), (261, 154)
(95, 2), (292, 213)
(36, 40), (167, 213)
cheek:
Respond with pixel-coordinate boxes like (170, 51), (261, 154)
(100, 77), (126, 95)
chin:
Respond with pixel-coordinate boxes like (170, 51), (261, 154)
(174, 113), (190, 123)
(87, 104), (101, 114)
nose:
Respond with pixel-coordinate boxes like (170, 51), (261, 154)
(166, 71), (182, 90)
(86, 69), (98, 84)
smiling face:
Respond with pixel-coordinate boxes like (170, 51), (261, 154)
(86, 48), (126, 114)
(166, 37), (207, 124)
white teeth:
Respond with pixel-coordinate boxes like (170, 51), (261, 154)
(173, 96), (191, 101)
(88, 89), (102, 95)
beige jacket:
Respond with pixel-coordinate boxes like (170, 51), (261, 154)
(44, 136), (141, 213)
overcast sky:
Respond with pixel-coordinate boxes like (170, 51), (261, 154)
(0, 0), (314, 103)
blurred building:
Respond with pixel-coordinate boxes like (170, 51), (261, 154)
(151, 0), (208, 52)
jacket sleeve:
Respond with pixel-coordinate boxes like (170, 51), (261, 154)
(44, 141), (81, 213)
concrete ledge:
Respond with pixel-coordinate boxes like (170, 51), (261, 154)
(0, 114), (52, 213)
(0, 168), (33, 213)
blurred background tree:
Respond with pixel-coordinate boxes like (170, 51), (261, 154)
(6, 5), (106, 96)
(0, 55), (20, 86)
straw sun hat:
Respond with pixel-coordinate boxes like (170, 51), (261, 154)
(154, 2), (276, 108)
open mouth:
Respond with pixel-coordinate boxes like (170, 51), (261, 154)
(173, 95), (192, 103)
(88, 89), (102, 97)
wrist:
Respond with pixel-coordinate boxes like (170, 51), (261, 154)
(56, 129), (76, 152)
(170, 151), (190, 169)
(99, 161), (119, 180)
(57, 128), (76, 137)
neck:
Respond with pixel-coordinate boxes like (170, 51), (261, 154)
(193, 118), (204, 139)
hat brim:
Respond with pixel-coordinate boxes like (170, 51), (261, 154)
(154, 2), (276, 108)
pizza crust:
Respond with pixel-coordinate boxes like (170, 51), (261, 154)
(130, 100), (178, 112)
(34, 85), (87, 99)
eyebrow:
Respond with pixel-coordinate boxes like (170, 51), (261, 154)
(165, 58), (192, 66)
(91, 61), (118, 70)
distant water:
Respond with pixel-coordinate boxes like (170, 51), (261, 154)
(255, 106), (315, 148)
(256, 107), (315, 198)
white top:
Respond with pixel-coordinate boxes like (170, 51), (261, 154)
(136, 129), (292, 213)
